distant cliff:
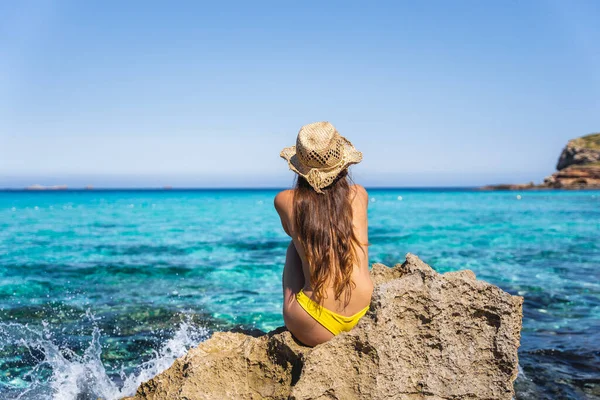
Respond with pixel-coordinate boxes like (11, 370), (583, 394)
(543, 133), (600, 188)
(482, 132), (600, 190)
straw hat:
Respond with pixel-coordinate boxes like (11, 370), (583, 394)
(280, 121), (363, 193)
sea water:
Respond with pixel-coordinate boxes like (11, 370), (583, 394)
(0, 189), (598, 399)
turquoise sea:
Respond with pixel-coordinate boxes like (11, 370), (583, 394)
(0, 189), (599, 399)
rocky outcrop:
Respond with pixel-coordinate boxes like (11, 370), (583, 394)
(482, 132), (600, 190)
(556, 133), (600, 170)
(542, 165), (600, 188)
(543, 133), (600, 188)
(124, 254), (523, 400)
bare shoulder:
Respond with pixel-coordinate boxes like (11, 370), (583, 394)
(351, 184), (368, 198)
(350, 184), (368, 206)
(274, 189), (294, 214)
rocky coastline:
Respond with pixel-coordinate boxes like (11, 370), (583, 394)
(481, 132), (600, 190)
(123, 254), (523, 400)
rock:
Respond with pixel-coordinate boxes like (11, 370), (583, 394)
(482, 132), (600, 190)
(541, 133), (600, 188)
(124, 254), (523, 400)
(542, 165), (600, 189)
(556, 133), (600, 170)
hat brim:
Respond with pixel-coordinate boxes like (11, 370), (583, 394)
(280, 137), (362, 193)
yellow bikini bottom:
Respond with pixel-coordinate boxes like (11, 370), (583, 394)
(295, 289), (370, 335)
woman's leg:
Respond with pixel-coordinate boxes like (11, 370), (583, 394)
(282, 241), (334, 346)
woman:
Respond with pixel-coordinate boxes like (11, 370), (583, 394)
(275, 121), (373, 347)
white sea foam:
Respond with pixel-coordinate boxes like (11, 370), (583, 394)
(0, 316), (208, 400)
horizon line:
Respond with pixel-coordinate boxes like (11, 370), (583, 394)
(0, 186), (483, 192)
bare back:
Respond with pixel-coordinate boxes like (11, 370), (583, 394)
(275, 184), (373, 316)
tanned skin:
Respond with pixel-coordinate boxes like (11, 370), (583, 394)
(274, 184), (372, 346)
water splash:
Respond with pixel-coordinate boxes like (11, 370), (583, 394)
(0, 316), (208, 400)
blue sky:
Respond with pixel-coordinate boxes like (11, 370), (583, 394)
(1, 0), (599, 188)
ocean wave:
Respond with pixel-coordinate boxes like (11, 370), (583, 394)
(0, 314), (208, 400)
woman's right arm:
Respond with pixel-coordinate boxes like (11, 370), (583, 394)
(274, 190), (293, 237)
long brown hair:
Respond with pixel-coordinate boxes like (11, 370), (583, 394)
(293, 169), (361, 308)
